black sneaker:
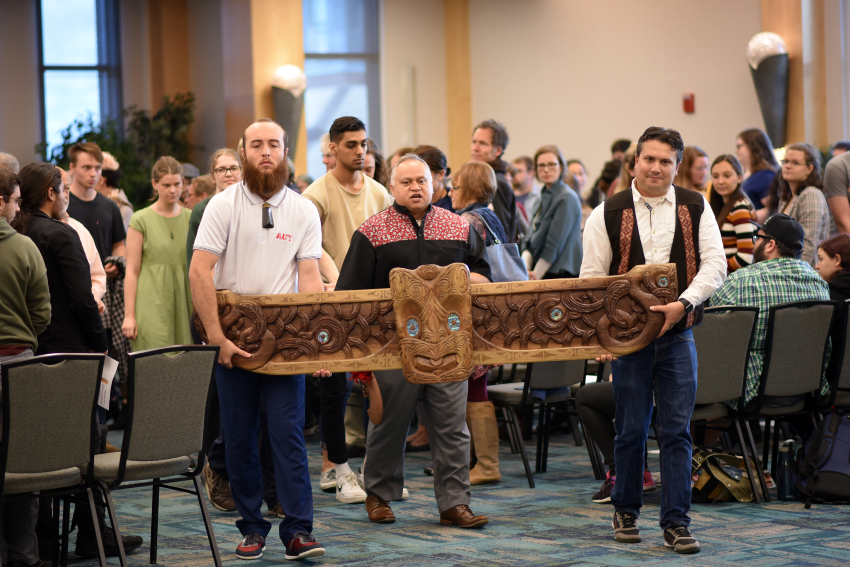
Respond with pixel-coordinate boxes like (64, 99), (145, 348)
(664, 523), (701, 554)
(285, 531), (325, 561)
(235, 533), (266, 560)
(74, 527), (144, 557)
(8, 561), (51, 567)
(612, 511), (641, 543)
(592, 471), (615, 503)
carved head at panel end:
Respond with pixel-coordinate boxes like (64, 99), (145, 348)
(389, 263), (474, 384)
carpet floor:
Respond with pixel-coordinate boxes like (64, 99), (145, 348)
(61, 429), (850, 566)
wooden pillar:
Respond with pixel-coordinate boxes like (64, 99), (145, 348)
(761, 0), (828, 146)
(148, 0), (191, 104)
(444, 0), (472, 171)
(249, 0), (308, 177)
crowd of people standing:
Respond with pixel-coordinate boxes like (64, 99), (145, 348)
(2, 114), (850, 563)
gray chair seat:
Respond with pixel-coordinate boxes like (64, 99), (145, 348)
(4, 467), (81, 494)
(487, 383), (570, 405)
(92, 453), (190, 483)
(691, 403), (731, 421)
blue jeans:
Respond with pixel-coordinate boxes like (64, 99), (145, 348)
(215, 365), (312, 542)
(611, 328), (697, 528)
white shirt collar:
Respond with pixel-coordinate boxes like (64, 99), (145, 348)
(630, 180), (675, 204)
(240, 181), (288, 207)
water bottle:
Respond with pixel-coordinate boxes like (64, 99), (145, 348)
(776, 439), (797, 501)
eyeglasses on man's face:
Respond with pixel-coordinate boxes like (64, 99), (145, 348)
(537, 163), (560, 170)
(214, 166), (242, 176)
(752, 233), (774, 244)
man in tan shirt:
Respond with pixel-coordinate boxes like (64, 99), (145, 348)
(302, 116), (393, 504)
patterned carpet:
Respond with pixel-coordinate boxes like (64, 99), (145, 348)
(80, 429), (850, 566)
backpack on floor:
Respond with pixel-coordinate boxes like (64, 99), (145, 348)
(794, 413), (850, 508)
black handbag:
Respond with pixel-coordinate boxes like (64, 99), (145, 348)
(475, 213), (529, 283)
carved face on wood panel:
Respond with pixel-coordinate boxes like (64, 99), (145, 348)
(389, 263), (474, 383)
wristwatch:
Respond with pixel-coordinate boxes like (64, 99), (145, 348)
(678, 298), (694, 314)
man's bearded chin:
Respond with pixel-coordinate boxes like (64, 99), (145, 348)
(753, 241), (766, 264)
(243, 158), (289, 200)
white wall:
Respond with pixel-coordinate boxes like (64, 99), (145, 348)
(0, 0), (42, 164)
(461, 0), (765, 182)
(381, 0), (449, 156)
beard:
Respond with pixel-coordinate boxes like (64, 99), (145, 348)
(243, 158), (289, 200)
(753, 240), (766, 264)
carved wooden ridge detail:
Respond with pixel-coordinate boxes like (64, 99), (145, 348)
(194, 263), (678, 381)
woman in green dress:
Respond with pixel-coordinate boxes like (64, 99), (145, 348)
(122, 156), (193, 350)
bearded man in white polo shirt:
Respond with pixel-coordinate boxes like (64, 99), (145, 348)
(190, 119), (326, 562)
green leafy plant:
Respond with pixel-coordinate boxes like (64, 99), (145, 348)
(37, 93), (197, 208)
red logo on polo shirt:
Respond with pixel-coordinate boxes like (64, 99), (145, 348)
(275, 233), (292, 242)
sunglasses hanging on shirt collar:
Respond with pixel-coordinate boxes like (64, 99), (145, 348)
(262, 203), (274, 229)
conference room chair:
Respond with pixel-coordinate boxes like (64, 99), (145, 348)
(690, 305), (768, 502)
(488, 359), (585, 487)
(1, 353), (107, 567)
(90, 345), (221, 567)
(820, 300), (850, 413)
(740, 300), (838, 478)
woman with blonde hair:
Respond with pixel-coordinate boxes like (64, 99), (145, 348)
(122, 156), (193, 349)
(447, 160), (507, 484)
(777, 142), (833, 266)
(186, 148), (242, 266)
(674, 146), (709, 194)
(451, 161), (506, 244)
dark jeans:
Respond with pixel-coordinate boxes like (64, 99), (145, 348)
(216, 365), (312, 542)
(611, 328), (697, 529)
(319, 373), (352, 465)
(259, 398), (277, 508)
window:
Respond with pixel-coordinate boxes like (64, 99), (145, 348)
(303, 0), (380, 179)
(37, 0), (123, 155)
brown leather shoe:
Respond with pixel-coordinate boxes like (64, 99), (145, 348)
(203, 463), (237, 512)
(439, 504), (489, 528)
(365, 494), (395, 523)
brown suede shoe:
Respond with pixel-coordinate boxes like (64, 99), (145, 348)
(203, 463), (236, 512)
(439, 504), (489, 528)
(365, 494), (395, 523)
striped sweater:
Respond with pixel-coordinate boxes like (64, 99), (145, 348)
(719, 199), (755, 272)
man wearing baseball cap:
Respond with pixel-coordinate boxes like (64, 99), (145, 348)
(712, 213), (831, 408)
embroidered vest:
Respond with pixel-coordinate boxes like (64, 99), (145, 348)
(603, 186), (705, 331)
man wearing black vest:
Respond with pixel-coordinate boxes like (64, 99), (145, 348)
(580, 127), (726, 554)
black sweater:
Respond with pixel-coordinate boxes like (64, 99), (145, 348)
(26, 211), (108, 354)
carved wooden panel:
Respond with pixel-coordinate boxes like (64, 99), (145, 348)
(390, 263), (473, 384)
(194, 263), (677, 379)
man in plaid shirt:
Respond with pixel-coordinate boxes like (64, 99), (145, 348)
(711, 213), (831, 408)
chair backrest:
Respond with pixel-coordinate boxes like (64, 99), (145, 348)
(693, 306), (758, 405)
(829, 300), (850, 391)
(527, 360), (586, 390)
(122, 346), (218, 464)
(1, 354), (102, 481)
(761, 301), (837, 398)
